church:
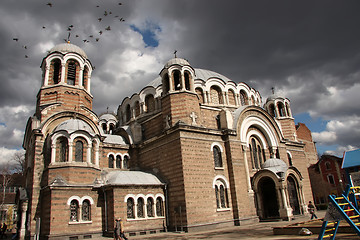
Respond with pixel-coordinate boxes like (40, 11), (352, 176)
(21, 42), (318, 239)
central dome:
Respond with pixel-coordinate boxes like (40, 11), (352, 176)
(54, 119), (94, 134)
(49, 43), (88, 59)
(164, 58), (190, 68)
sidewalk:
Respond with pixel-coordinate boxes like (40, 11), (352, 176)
(98, 210), (360, 240)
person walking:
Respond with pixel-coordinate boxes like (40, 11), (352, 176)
(114, 217), (128, 240)
(308, 201), (318, 220)
(1, 222), (7, 238)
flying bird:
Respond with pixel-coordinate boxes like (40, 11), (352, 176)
(104, 11), (108, 16)
(89, 35), (93, 38)
(13, 38), (19, 41)
(105, 26), (111, 31)
(69, 25), (74, 28)
(119, 18), (125, 22)
(75, 35), (79, 38)
(25, 55), (29, 58)
(99, 30), (103, 35)
(98, 18), (102, 22)
(95, 38), (100, 42)
(23, 45), (27, 49)
(118, 3), (122, 5)
(96, 5), (99, 7)
(42, 26), (46, 29)
(46, 2), (52, 7)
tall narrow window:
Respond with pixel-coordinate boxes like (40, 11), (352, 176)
(145, 95), (155, 113)
(252, 139), (259, 169)
(109, 124), (114, 134)
(147, 198), (154, 217)
(156, 197), (164, 217)
(67, 61), (76, 85)
(269, 104), (276, 117)
(184, 71), (191, 91)
(277, 102), (285, 117)
(123, 156), (129, 169)
(102, 123), (107, 134)
(137, 198), (144, 218)
(215, 186), (220, 208)
(82, 67), (88, 89)
(127, 198), (135, 219)
(59, 138), (68, 162)
(82, 200), (91, 221)
(214, 179), (229, 209)
(70, 200), (79, 222)
(116, 155), (121, 169)
(287, 152), (293, 166)
(210, 86), (222, 104)
(257, 145), (263, 166)
(213, 146), (223, 168)
(228, 90), (236, 105)
(126, 104), (131, 122)
(220, 185), (227, 208)
(75, 140), (83, 162)
(108, 155), (114, 168)
(52, 59), (61, 84)
(134, 101), (140, 117)
(163, 74), (170, 93)
(240, 90), (248, 105)
(173, 70), (181, 90)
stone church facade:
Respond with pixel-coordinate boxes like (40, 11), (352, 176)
(21, 43), (318, 239)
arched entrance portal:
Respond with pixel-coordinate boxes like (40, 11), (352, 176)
(287, 176), (300, 215)
(258, 177), (279, 219)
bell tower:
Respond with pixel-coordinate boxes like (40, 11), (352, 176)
(37, 43), (94, 122)
(160, 58), (201, 127)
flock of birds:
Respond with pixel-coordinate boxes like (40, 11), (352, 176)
(12, 1), (126, 59)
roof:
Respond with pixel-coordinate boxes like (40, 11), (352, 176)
(99, 113), (117, 122)
(103, 134), (127, 144)
(146, 68), (233, 88)
(54, 119), (94, 134)
(49, 43), (88, 59)
(262, 158), (288, 174)
(105, 171), (164, 186)
(164, 58), (190, 68)
(342, 149), (360, 169)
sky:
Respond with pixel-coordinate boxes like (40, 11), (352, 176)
(1, 0), (360, 164)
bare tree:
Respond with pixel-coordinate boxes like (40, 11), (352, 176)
(11, 151), (25, 175)
(0, 163), (13, 207)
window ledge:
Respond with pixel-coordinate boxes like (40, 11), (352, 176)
(216, 208), (231, 212)
(215, 167), (224, 170)
(126, 216), (165, 221)
(68, 220), (92, 225)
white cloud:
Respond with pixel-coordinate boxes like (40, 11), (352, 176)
(312, 131), (337, 144)
(0, 147), (24, 166)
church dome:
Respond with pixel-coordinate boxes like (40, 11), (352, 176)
(54, 119), (94, 134)
(49, 43), (88, 59)
(164, 58), (190, 68)
(99, 113), (117, 122)
(262, 158), (288, 174)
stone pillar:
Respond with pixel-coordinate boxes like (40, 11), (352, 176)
(87, 145), (91, 163)
(79, 66), (84, 87)
(60, 63), (66, 83)
(51, 143), (56, 163)
(19, 201), (28, 240)
(44, 65), (50, 86)
(68, 140), (73, 162)
(242, 144), (253, 193)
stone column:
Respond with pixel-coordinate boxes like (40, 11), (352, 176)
(68, 140), (73, 162)
(19, 201), (28, 240)
(79, 66), (84, 87)
(60, 63), (66, 83)
(242, 144), (253, 193)
(44, 65), (50, 86)
(51, 143), (56, 163)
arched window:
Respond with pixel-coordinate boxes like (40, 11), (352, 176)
(184, 71), (191, 91)
(156, 197), (164, 217)
(285, 103), (291, 117)
(251, 96), (255, 105)
(163, 73), (170, 93)
(59, 137), (68, 162)
(277, 102), (286, 117)
(213, 146), (223, 168)
(82, 200), (91, 221)
(137, 198), (145, 218)
(173, 70), (181, 90)
(82, 66), (88, 90)
(134, 101), (141, 117)
(70, 200), (79, 222)
(109, 124), (114, 134)
(102, 123), (107, 134)
(147, 198), (154, 217)
(108, 155), (114, 168)
(195, 88), (204, 104)
(268, 104), (276, 117)
(325, 162), (331, 170)
(145, 94), (155, 113)
(52, 59), (61, 84)
(257, 145), (263, 166)
(127, 198), (135, 219)
(75, 140), (83, 162)
(126, 104), (131, 122)
(240, 90), (248, 105)
(251, 138), (259, 169)
(123, 155), (129, 169)
(116, 155), (121, 169)
(210, 86), (222, 104)
(67, 61), (77, 85)
(214, 179), (229, 209)
(228, 90), (236, 105)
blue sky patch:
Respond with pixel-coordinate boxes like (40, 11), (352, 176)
(130, 22), (161, 48)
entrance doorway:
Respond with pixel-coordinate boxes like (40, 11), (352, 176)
(258, 177), (279, 219)
(287, 176), (300, 215)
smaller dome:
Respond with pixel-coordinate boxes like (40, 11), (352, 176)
(54, 119), (94, 134)
(49, 43), (88, 59)
(99, 113), (117, 122)
(105, 171), (164, 186)
(262, 158), (288, 174)
(164, 58), (190, 68)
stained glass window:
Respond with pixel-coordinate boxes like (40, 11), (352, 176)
(70, 200), (79, 222)
(156, 197), (164, 217)
(75, 141), (83, 162)
(59, 138), (68, 162)
(82, 200), (91, 221)
(213, 146), (222, 168)
(127, 198), (135, 219)
(137, 198), (144, 218)
(147, 198), (154, 217)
